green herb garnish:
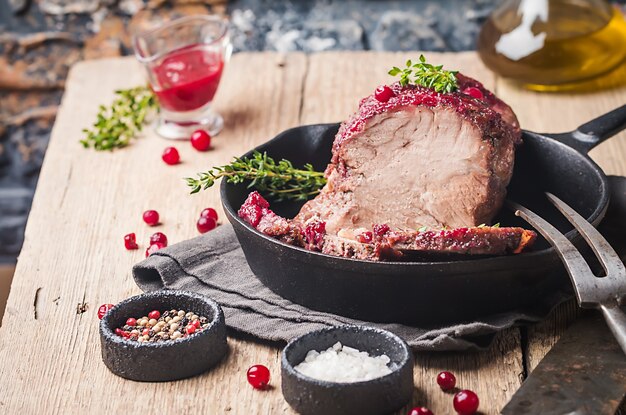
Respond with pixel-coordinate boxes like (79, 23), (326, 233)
(388, 55), (458, 93)
(186, 151), (327, 202)
(81, 86), (158, 151)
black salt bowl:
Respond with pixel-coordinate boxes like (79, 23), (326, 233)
(100, 290), (227, 382)
(281, 326), (414, 415)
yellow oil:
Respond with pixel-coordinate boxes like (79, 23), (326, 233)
(478, 1), (626, 91)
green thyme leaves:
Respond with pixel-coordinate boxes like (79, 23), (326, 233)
(388, 55), (458, 93)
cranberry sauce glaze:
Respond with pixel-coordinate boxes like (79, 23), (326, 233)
(332, 73), (521, 164)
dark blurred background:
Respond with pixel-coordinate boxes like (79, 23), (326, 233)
(0, 0), (625, 270)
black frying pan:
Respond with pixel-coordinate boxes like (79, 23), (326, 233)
(221, 105), (626, 325)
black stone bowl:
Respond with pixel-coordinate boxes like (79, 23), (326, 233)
(281, 326), (414, 415)
(99, 290), (228, 382)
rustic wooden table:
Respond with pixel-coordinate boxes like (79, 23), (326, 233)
(0, 51), (625, 414)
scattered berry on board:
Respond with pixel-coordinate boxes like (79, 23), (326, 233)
(124, 233), (138, 250)
(149, 232), (168, 247)
(145, 242), (165, 257)
(162, 147), (180, 165)
(113, 309), (210, 342)
(97, 304), (114, 319)
(453, 390), (479, 415)
(408, 407), (434, 415)
(437, 371), (456, 391)
(247, 364), (270, 389)
(143, 210), (160, 226)
(190, 130), (212, 151)
(197, 216), (217, 234)
(200, 207), (218, 221)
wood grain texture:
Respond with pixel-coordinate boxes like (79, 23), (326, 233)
(0, 51), (624, 414)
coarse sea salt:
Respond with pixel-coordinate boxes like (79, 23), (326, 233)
(294, 342), (392, 383)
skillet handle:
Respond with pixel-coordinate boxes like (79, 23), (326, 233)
(550, 104), (626, 154)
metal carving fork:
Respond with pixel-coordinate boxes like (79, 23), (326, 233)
(511, 193), (626, 355)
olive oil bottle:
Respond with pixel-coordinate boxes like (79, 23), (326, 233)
(477, 0), (626, 91)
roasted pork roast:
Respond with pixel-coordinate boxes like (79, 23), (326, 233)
(238, 73), (536, 260)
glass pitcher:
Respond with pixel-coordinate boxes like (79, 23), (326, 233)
(477, 0), (626, 90)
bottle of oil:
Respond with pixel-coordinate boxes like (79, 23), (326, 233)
(477, 0), (626, 91)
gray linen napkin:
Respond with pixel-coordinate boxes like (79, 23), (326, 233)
(132, 224), (571, 351)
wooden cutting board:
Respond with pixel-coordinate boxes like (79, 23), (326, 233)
(0, 51), (624, 414)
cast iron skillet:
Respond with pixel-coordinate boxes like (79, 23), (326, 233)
(221, 105), (626, 325)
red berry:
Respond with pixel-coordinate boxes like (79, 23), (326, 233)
(115, 328), (124, 336)
(124, 233), (138, 250)
(190, 130), (212, 151)
(408, 407), (434, 415)
(422, 95), (438, 107)
(374, 85), (395, 102)
(453, 390), (479, 415)
(126, 318), (137, 326)
(143, 210), (160, 226)
(197, 216), (217, 234)
(145, 242), (165, 257)
(149, 232), (168, 247)
(373, 223), (390, 238)
(192, 319), (201, 328)
(200, 207), (218, 221)
(356, 231), (373, 244)
(148, 310), (161, 320)
(97, 304), (114, 319)
(463, 87), (484, 100)
(247, 364), (270, 389)
(437, 371), (456, 391)
(162, 147), (180, 165)
(186, 325), (196, 335)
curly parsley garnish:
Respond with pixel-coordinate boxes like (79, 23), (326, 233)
(388, 55), (458, 93)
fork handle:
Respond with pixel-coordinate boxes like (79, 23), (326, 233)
(600, 304), (626, 355)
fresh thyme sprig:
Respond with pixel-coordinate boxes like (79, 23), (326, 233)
(186, 151), (327, 202)
(388, 55), (458, 93)
(80, 86), (158, 151)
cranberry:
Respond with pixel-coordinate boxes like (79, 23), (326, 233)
(463, 87), (484, 100)
(374, 85), (395, 102)
(115, 328), (124, 336)
(200, 207), (219, 221)
(373, 223), (390, 238)
(422, 95), (438, 107)
(453, 390), (479, 415)
(149, 232), (168, 247)
(97, 304), (114, 319)
(145, 242), (165, 257)
(162, 147), (180, 165)
(437, 371), (456, 391)
(197, 216), (217, 234)
(192, 319), (201, 328)
(126, 318), (137, 326)
(190, 130), (211, 151)
(304, 220), (326, 251)
(247, 364), (270, 389)
(356, 231), (373, 244)
(186, 325), (196, 335)
(143, 210), (160, 226)
(408, 407), (434, 415)
(148, 310), (161, 320)
(124, 233), (138, 250)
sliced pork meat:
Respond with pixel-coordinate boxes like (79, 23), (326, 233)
(296, 75), (521, 233)
(238, 192), (536, 261)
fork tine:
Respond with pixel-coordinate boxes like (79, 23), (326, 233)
(508, 201), (596, 307)
(545, 192), (626, 279)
